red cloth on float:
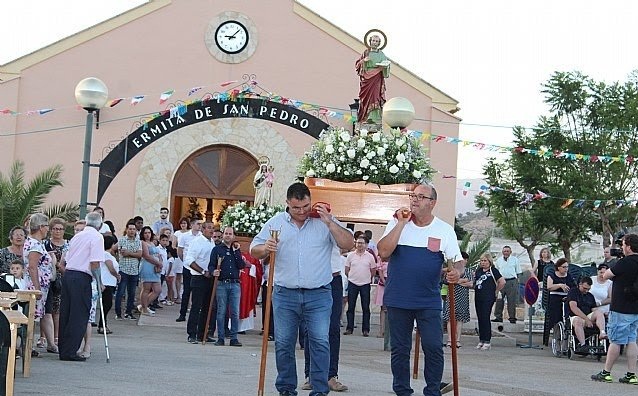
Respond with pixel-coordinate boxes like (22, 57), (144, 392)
(239, 252), (262, 320)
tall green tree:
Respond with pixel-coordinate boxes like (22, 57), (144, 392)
(478, 71), (638, 261)
(0, 160), (78, 241)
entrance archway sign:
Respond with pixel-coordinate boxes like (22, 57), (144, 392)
(97, 97), (329, 202)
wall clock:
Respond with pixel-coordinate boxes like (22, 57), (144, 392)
(205, 12), (258, 64)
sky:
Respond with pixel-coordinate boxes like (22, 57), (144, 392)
(2, 0), (638, 180)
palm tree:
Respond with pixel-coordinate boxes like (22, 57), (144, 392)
(459, 232), (492, 270)
(0, 160), (78, 242)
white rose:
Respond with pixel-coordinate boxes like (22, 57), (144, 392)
(372, 132), (381, 142)
(362, 175), (369, 181)
(396, 153), (406, 162)
(340, 131), (352, 142)
(398, 162), (404, 168)
(389, 165), (400, 174)
(404, 162), (409, 168)
(413, 170), (422, 179)
(356, 139), (364, 149)
(305, 169), (316, 177)
(344, 170), (350, 175)
(396, 138), (406, 147)
(360, 129), (368, 137)
(377, 147), (386, 156)
(370, 165), (377, 170)
(325, 144), (335, 154)
(347, 148), (356, 159)
(360, 158), (370, 168)
(326, 163), (336, 173)
(339, 156), (345, 162)
(366, 151), (376, 159)
(356, 169), (363, 175)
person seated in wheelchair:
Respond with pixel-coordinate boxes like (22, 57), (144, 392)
(568, 276), (607, 353)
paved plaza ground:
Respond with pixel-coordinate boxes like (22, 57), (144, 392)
(12, 303), (637, 396)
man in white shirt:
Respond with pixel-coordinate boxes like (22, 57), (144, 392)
(493, 245), (522, 324)
(184, 222), (215, 344)
(176, 218), (201, 322)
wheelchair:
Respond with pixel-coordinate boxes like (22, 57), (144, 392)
(551, 300), (607, 361)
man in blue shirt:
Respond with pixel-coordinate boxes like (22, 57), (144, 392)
(210, 226), (245, 347)
(251, 182), (354, 396)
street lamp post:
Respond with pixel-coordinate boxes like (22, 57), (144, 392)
(75, 77), (108, 218)
(349, 99), (359, 134)
(382, 97), (415, 130)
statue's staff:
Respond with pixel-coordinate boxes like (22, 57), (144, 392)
(257, 228), (280, 396)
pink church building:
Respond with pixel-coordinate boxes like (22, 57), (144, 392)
(0, 0), (460, 231)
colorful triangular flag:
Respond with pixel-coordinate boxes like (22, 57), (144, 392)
(131, 95), (145, 106)
(561, 199), (574, 209)
(159, 90), (174, 105)
(108, 98), (124, 107)
(187, 86), (202, 96)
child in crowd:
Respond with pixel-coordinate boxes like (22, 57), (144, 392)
(10, 259), (27, 290)
(164, 246), (176, 305)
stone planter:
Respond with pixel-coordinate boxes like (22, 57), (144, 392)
(304, 177), (417, 224)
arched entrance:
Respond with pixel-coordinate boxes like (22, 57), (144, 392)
(170, 145), (258, 223)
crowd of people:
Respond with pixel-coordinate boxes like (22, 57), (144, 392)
(1, 183), (637, 393)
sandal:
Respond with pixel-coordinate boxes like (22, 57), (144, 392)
(31, 349), (40, 358)
(36, 338), (46, 348)
(46, 346), (59, 354)
(456, 341), (462, 348)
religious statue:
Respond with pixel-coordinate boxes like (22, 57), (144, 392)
(355, 29), (390, 124)
(254, 157), (274, 207)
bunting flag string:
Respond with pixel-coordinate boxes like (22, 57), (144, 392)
(0, 78), (635, 165)
(461, 184), (638, 210)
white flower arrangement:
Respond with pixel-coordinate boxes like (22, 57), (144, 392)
(221, 202), (284, 237)
(298, 126), (434, 185)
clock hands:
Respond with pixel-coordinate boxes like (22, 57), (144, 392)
(224, 29), (241, 39)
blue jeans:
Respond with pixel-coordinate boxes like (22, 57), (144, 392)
(388, 307), (444, 396)
(304, 274), (344, 379)
(216, 282), (240, 342)
(273, 285), (331, 396)
(115, 272), (138, 316)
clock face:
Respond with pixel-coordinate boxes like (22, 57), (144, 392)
(215, 21), (249, 54)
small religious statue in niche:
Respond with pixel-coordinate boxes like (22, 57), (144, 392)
(355, 29), (390, 125)
(254, 156), (274, 207)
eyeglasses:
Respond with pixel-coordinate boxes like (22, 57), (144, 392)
(51, 227), (64, 231)
(160, 211), (168, 214)
(408, 194), (434, 201)
(290, 203), (311, 212)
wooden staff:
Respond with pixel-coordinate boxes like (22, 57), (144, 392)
(412, 329), (420, 379)
(202, 257), (222, 345)
(447, 259), (460, 396)
(258, 228), (280, 396)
